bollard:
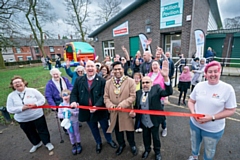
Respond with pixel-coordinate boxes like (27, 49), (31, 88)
(0, 107), (11, 122)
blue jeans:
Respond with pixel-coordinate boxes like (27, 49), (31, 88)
(87, 117), (112, 144)
(189, 120), (224, 160)
(161, 102), (166, 129)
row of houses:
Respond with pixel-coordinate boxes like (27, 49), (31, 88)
(2, 36), (82, 62)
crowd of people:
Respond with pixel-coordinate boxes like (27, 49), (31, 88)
(6, 39), (236, 160)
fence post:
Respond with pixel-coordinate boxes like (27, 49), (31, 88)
(221, 58), (225, 76)
(174, 65), (178, 87)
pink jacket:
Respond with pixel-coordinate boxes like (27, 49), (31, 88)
(148, 72), (166, 100)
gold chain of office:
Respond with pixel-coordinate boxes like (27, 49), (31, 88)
(112, 76), (127, 95)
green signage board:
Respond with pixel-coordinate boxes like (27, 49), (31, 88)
(160, 0), (183, 29)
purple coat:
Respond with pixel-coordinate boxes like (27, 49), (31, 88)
(45, 77), (73, 106)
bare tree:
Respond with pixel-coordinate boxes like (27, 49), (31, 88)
(95, 0), (122, 27)
(0, 0), (22, 69)
(64, 0), (91, 42)
(224, 16), (240, 29)
(23, 0), (56, 57)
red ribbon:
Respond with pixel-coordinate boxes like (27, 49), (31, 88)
(35, 105), (204, 118)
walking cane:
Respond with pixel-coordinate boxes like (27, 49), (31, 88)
(55, 111), (64, 143)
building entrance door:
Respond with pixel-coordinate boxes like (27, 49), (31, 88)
(171, 40), (181, 57)
(164, 34), (181, 57)
(129, 36), (139, 57)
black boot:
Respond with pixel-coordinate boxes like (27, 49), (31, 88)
(72, 144), (77, 155)
(182, 100), (186, 105)
(178, 101), (180, 106)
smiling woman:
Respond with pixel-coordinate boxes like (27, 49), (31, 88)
(6, 75), (54, 153)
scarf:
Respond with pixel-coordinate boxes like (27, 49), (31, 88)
(179, 66), (191, 82)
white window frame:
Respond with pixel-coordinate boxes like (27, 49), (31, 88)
(103, 40), (115, 58)
(17, 56), (23, 61)
(34, 47), (40, 54)
(27, 56), (32, 60)
(49, 46), (54, 53)
(16, 47), (21, 53)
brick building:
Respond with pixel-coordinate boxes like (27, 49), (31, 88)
(10, 37), (81, 61)
(89, 0), (222, 61)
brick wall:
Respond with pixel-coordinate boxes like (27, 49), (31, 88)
(13, 46), (32, 61)
(93, 0), (210, 61)
(189, 0), (209, 57)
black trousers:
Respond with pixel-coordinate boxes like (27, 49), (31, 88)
(114, 117), (135, 147)
(142, 123), (161, 154)
(18, 115), (51, 146)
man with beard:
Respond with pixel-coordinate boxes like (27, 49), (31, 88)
(130, 60), (173, 160)
(70, 60), (117, 154)
(104, 61), (137, 156)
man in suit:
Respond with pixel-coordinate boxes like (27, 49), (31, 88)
(165, 52), (175, 81)
(70, 60), (117, 154)
(130, 60), (173, 160)
(104, 61), (137, 156)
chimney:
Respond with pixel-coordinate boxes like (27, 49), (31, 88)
(70, 35), (73, 39)
(30, 35), (32, 39)
(44, 34), (47, 39)
(58, 34), (60, 39)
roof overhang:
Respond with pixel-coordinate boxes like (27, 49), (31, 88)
(208, 0), (222, 29)
(88, 0), (148, 38)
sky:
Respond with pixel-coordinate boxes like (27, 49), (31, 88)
(44, 0), (240, 39)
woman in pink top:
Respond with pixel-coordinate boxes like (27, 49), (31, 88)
(178, 66), (191, 106)
(148, 60), (167, 137)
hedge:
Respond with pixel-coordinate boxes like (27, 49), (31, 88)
(5, 60), (42, 66)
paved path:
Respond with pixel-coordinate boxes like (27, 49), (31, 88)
(0, 76), (239, 160)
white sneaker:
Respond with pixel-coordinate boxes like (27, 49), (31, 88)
(98, 122), (101, 128)
(138, 128), (143, 133)
(188, 155), (198, 160)
(29, 142), (42, 153)
(135, 129), (139, 133)
(162, 128), (167, 137)
(46, 143), (54, 151)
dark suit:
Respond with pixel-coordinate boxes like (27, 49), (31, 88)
(70, 74), (112, 144)
(134, 84), (173, 154)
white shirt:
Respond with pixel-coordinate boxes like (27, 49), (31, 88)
(6, 87), (45, 122)
(190, 81), (237, 132)
(52, 77), (67, 93)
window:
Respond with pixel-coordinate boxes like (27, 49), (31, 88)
(16, 47), (21, 53)
(34, 47), (39, 54)
(18, 56), (23, 61)
(49, 46), (54, 52)
(102, 40), (115, 58)
(8, 58), (14, 62)
(27, 56), (32, 60)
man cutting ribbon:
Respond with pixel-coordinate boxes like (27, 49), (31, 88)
(130, 60), (173, 160)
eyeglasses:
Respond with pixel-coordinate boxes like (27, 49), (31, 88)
(142, 81), (150, 84)
(12, 80), (22, 84)
(121, 59), (125, 61)
(62, 93), (69, 97)
(77, 70), (83, 73)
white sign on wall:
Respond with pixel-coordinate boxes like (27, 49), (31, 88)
(160, 0), (183, 29)
(113, 21), (129, 37)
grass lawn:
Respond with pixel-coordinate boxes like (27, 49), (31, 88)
(0, 65), (71, 123)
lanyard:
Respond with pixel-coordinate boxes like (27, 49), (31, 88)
(18, 91), (26, 105)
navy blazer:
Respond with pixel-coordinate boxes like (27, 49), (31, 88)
(70, 74), (107, 122)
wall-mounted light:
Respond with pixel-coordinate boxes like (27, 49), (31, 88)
(232, 45), (234, 48)
(94, 37), (98, 42)
(146, 26), (151, 34)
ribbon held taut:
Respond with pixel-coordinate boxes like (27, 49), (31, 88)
(35, 105), (205, 118)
